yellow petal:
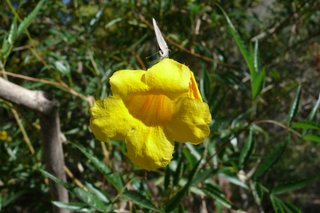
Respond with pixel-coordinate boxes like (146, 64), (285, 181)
(109, 59), (192, 99)
(165, 98), (212, 144)
(145, 58), (191, 98)
(126, 126), (174, 170)
(90, 96), (141, 141)
(189, 71), (202, 101)
(110, 70), (149, 98)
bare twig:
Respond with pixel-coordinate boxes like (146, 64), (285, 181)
(0, 71), (90, 103)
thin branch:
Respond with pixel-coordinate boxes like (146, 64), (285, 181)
(0, 71), (90, 103)
(254, 119), (302, 138)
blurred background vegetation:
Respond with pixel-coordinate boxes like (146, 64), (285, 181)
(1, 0), (320, 212)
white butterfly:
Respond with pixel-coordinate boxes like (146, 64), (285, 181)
(152, 18), (169, 58)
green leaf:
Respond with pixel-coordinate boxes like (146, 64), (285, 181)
(1, 33), (10, 59)
(302, 134), (320, 143)
(164, 160), (201, 212)
(218, 6), (253, 72)
(288, 85), (302, 124)
(200, 65), (212, 103)
(218, 173), (248, 189)
(308, 94), (320, 121)
(192, 169), (217, 186)
(73, 188), (108, 212)
(173, 158), (184, 186)
(291, 121), (320, 130)
(1, 191), (26, 207)
(272, 176), (320, 195)
(270, 195), (301, 213)
(251, 67), (266, 98)
(41, 169), (108, 212)
(304, 94), (320, 135)
(8, 19), (17, 45)
(85, 182), (110, 203)
(122, 190), (160, 212)
(40, 169), (72, 190)
(270, 195), (285, 213)
(253, 142), (287, 180)
(218, 6), (264, 98)
(17, 0), (45, 36)
(54, 61), (71, 76)
(239, 128), (254, 168)
(253, 40), (260, 73)
(202, 184), (233, 209)
(164, 167), (171, 190)
(73, 143), (124, 191)
(52, 201), (93, 212)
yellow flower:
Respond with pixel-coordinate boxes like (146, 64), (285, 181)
(90, 58), (212, 170)
(0, 130), (12, 142)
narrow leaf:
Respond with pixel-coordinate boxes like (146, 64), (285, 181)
(270, 195), (285, 213)
(164, 160), (201, 211)
(304, 94), (320, 135)
(8, 19), (17, 45)
(253, 142), (287, 180)
(239, 128), (254, 168)
(218, 173), (249, 189)
(85, 182), (110, 203)
(122, 190), (160, 212)
(308, 94), (320, 121)
(302, 134), (320, 143)
(288, 85), (302, 124)
(17, 0), (45, 36)
(270, 195), (301, 213)
(272, 176), (320, 195)
(73, 188), (108, 212)
(218, 6), (264, 98)
(291, 121), (320, 130)
(1, 33), (10, 59)
(52, 201), (93, 212)
(40, 169), (72, 190)
(202, 184), (233, 209)
(253, 40), (260, 73)
(192, 169), (217, 186)
(73, 143), (124, 191)
(251, 68), (266, 98)
(218, 6), (253, 72)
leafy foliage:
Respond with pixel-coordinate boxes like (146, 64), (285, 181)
(1, 0), (320, 212)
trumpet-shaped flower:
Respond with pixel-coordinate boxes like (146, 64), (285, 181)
(90, 58), (212, 170)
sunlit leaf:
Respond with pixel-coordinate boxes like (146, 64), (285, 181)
(291, 121), (320, 130)
(52, 201), (93, 212)
(302, 134), (320, 143)
(85, 182), (110, 204)
(17, 0), (45, 36)
(73, 188), (108, 212)
(218, 5), (265, 98)
(288, 85), (302, 124)
(308, 94), (320, 121)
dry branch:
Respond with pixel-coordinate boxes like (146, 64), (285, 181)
(0, 77), (69, 213)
